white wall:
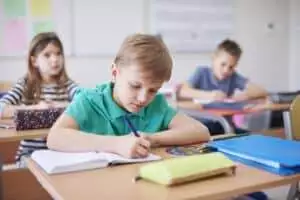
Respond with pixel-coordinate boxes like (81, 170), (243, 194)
(289, 0), (300, 90)
(234, 0), (289, 91)
(0, 0), (292, 90)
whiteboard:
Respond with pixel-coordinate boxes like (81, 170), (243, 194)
(150, 0), (234, 53)
(0, 0), (72, 57)
(73, 0), (145, 56)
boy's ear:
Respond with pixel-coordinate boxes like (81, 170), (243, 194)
(111, 63), (119, 82)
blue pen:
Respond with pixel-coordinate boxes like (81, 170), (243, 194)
(124, 115), (140, 137)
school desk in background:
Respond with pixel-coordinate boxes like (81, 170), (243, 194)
(193, 99), (255, 110)
(14, 108), (64, 130)
(269, 91), (300, 104)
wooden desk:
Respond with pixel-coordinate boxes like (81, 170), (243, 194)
(2, 169), (52, 200)
(0, 128), (48, 143)
(0, 120), (49, 163)
(0, 120), (48, 142)
(177, 100), (290, 116)
(27, 148), (300, 200)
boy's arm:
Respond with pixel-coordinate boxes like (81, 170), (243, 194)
(47, 113), (118, 152)
(146, 113), (210, 147)
(178, 82), (226, 100)
(47, 113), (150, 158)
(232, 82), (268, 101)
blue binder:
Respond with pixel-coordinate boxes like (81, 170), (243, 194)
(207, 135), (300, 175)
(202, 101), (250, 110)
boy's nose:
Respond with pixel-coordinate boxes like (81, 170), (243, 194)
(222, 67), (232, 76)
(137, 91), (147, 104)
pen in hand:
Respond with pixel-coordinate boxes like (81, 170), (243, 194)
(123, 115), (140, 137)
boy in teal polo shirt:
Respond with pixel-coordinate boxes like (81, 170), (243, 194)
(47, 34), (210, 159)
(64, 83), (176, 135)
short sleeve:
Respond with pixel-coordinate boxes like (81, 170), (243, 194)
(187, 67), (205, 88)
(233, 72), (249, 90)
(65, 90), (92, 129)
(158, 96), (177, 130)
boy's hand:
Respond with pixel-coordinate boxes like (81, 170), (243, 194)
(210, 91), (227, 101)
(114, 135), (151, 158)
(141, 133), (159, 147)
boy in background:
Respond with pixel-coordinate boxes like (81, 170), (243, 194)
(178, 39), (267, 101)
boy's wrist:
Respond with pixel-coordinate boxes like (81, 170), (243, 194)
(145, 135), (160, 147)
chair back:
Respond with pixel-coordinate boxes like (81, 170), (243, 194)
(289, 95), (300, 140)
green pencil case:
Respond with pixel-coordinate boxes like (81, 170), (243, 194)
(137, 152), (236, 186)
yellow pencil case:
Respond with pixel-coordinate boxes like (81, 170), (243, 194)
(137, 152), (236, 186)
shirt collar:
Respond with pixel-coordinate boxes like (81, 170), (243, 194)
(209, 69), (233, 85)
(103, 83), (146, 119)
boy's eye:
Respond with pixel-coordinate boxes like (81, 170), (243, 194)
(149, 89), (158, 94)
(56, 52), (62, 56)
(130, 84), (141, 89)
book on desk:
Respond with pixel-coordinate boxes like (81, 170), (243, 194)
(31, 150), (161, 174)
(193, 99), (253, 110)
(208, 135), (300, 175)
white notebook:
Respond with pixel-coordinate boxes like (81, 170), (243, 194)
(31, 150), (162, 174)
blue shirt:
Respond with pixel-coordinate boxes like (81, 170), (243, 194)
(65, 82), (177, 136)
(188, 66), (248, 97)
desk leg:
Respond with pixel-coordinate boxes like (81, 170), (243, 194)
(282, 111), (293, 140)
(283, 111), (300, 200)
(287, 182), (300, 200)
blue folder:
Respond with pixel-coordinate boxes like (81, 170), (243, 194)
(207, 135), (300, 176)
(202, 101), (250, 110)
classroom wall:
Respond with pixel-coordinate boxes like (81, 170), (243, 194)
(0, 0), (293, 90)
(289, 0), (300, 90)
(234, 0), (289, 91)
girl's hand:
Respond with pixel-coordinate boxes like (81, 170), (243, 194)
(34, 101), (54, 109)
(50, 101), (69, 108)
(114, 135), (151, 158)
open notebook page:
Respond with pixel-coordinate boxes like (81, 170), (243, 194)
(31, 150), (161, 174)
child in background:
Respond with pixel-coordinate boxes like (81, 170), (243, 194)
(178, 39), (267, 101)
(178, 39), (268, 200)
(0, 32), (78, 165)
(47, 33), (210, 158)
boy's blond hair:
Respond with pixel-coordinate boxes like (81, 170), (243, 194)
(114, 33), (173, 81)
